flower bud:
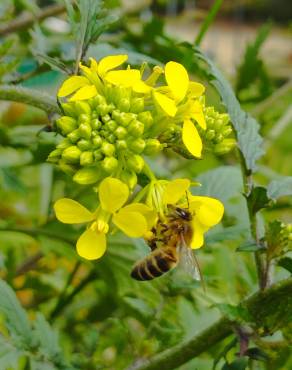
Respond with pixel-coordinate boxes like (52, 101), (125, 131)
(80, 151), (94, 166)
(77, 139), (92, 151)
(102, 114), (111, 124)
(131, 98), (144, 113)
(128, 138), (146, 154)
(214, 119), (224, 132)
(120, 170), (137, 189)
(47, 149), (62, 163)
(91, 118), (102, 130)
(115, 126), (127, 139)
(127, 155), (144, 173)
(62, 146), (81, 163)
(92, 136), (102, 148)
(73, 167), (100, 185)
(79, 123), (92, 140)
(107, 134), (116, 144)
(93, 150), (103, 161)
(214, 139), (236, 154)
(118, 112), (134, 127)
(116, 140), (127, 150)
(222, 127), (233, 137)
(56, 116), (77, 134)
(205, 129), (215, 141)
(128, 120), (144, 137)
(106, 120), (117, 132)
(118, 98), (130, 112)
(58, 160), (76, 175)
(91, 95), (106, 107)
(206, 117), (215, 128)
(98, 104), (110, 116)
(67, 129), (81, 143)
(61, 103), (77, 117)
(102, 156), (118, 173)
(112, 110), (121, 122)
(75, 101), (91, 116)
(143, 139), (162, 155)
(57, 138), (71, 150)
(138, 112), (153, 129)
(78, 113), (90, 124)
(101, 142), (115, 157)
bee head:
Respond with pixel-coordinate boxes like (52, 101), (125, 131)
(167, 205), (192, 221)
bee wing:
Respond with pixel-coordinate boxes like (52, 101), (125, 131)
(177, 236), (202, 281)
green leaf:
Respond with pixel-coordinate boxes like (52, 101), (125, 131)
(0, 279), (32, 346)
(245, 347), (269, 362)
(123, 297), (154, 321)
(194, 48), (264, 172)
(267, 177), (292, 200)
(0, 337), (24, 369)
(215, 303), (251, 323)
(246, 186), (271, 214)
(222, 358), (248, 370)
(278, 257), (292, 274)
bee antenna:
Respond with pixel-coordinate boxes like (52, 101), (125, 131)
(185, 191), (190, 210)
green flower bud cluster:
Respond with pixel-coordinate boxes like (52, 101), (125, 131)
(48, 90), (164, 187)
(201, 107), (236, 155)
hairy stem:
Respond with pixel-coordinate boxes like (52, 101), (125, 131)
(129, 277), (292, 370)
(0, 85), (60, 115)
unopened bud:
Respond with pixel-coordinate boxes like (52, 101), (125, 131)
(127, 155), (144, 173)
(77, 139), (92, 151)
(79, 123), (92, 140)
(91, 118), (101, 130)
(102, 114), (111, 124)
(118, 112), (134, 127)
(138, 112), (153, 129)
(98, 104), (110, 116)
(106, 120), (117, 132)
(56, 116), (77, 135)
(61, 103), (77, 117)
(57, 138), (71, 150)
(75, 101), (91, 116)
(102, 156), (118, 173)
(118, 98), (130, 112)
(67, 129), (80, 143)
(128, 138), (146, 154)
(47, 149), (62, 163)
(92, 136), (102, 148)
(128, 120), (144, 137)
(222, 127), (233, 137)
(80, 151), (94, 166)
(131, 98), (144, 113)
(115, 126), (127, 139)
(101, 142), (115, 157)
(93, 150), (103, 161)
(144, 139), (162, 155)
(91, 95), (106, 107)
(205, 129), (215, 141)
(214, 139), (236, 154)
(112, 110), (121, 122)
(73, 167), (100, 184)
(58, 160), (76, 175)
(78, 113), (90, 124)
(107, 134), (116, 144)
(120, 170), (137, 189)
(116, 140), (127, 150)
(62, 146), (81, 163)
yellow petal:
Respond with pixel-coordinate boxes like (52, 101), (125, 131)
(120, 203), (157, 229)
(113, 210), (147, 237)
(99, 177), (129, 213)
(58, 76), (89, 97)
(162, 178), (190, 204)
(97, 55), (128, 77)
(69, 85), (97, 101)
(190, 101), (206, 129)
(89, 58), (98, 72)
(76, 229), (106, 260)
(132, 80), (152, 94)
(191, 219), (207, 249)
(105, 69), (141, 87)
(188, 82), (205, 98)
(165, 61), (189, 102)
(54, 198), (95, 224)
(190, 196), (224, 227)
(182, 119), (202, 158)
(153, 91), (177, 117)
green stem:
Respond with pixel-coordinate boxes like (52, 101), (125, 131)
(128, 277), (292, 370)
(142, 162), (157, 181)
(0, 85), (61, 115)
(195, 0), (223, 46)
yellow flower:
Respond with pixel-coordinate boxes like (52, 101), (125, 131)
(57, 55), (151, 102)
(153, 61), (206, 158)
(162, 178), (224, 249)
(54, 177), (156, 260)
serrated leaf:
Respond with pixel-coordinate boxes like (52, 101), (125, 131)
(267, 177), (292, 200)
(0, 279), (32, 346)
(246, 186), (270, 214)
(278, 257), (292, 274)
(194, 48), (264, 172)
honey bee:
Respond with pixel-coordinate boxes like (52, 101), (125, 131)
(131, 205), (202, 281)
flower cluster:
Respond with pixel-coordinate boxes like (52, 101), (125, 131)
(48, 55), (235, 188)
(51, 55), (229, 264)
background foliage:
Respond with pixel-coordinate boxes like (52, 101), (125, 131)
(0, 1), (291, 370)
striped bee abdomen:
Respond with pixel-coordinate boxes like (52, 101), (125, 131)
(130, 247), (178, 281)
